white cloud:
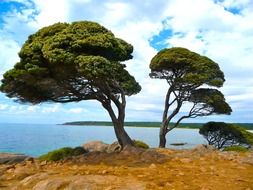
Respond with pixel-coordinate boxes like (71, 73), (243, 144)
(0, 36), (20, 76)
(0, 103), (8, 110)
(41, 104), (61, 113)
(68, 108), (85, 114)
(30, 0), (69, 28)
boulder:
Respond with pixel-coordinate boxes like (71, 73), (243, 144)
(106, 142), (121, 153)
(83, 141), (122, 153)
(0, 153), (30, 164)
(121, 145), (144, 155)
(83, 141), (109, 152)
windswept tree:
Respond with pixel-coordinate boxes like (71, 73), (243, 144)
(0, 21), (141, 147)
(149, 47), (232, 147)
(200, 122), (253, 149)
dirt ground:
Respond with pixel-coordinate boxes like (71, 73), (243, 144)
(0, 146), (253, 190)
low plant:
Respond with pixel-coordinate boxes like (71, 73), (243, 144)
(223, 145), (248, 152)
(39, 146), (87, 161)
(133, 140), (149, 149)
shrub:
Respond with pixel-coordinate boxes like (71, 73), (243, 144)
(39, 146), (87, 161)
(199, 122), (253, 149)
(223, 146), (248, 152)
(133, 140), (149, 149)
(72, 146), (87, 156)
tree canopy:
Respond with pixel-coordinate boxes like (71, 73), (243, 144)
(199, 122), (253, 149)
(149, 47), (232, 147)
(150, 47), (225, 89)
(0, 21), (141, 147)
(1, 21), (140, 104)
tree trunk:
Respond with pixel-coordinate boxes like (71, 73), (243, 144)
(102, 102), (134, 148)
(159, 124), (167, 148)
(113, 120), (134, 147)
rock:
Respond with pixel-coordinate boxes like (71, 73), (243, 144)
(24, 157), (34, 162)
(0, 153), (30, 164)
(149, 163), (157, 169)
(178, 172), (184, 176)
(106, 141), (122, 153)
(193, 144), (216, 153)
(200, 167), (207, 172)
(179, 158), (192, 163)
(83, 141), (109, 152)
(33, 179), (68, 190)
(39, 161), (47, 166)
(20, 173), (49, 187)
(121, 145), (144, 155)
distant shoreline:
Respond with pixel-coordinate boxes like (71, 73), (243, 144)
(62, 121), (253, 130)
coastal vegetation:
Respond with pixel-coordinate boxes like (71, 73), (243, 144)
(39, 147), (87, 161)
(0, 21), (141, 147)
(149, 47), (232, 147)
(199, 122), (253, 149)
(223, 145), (249, 152)
(133, 140), (149, 149)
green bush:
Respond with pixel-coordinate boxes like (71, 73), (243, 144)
(223, 146), (248, 152)
(133, 140), (149, 149)
(72, 146), (87, 156)
(39, 146), (87, 161)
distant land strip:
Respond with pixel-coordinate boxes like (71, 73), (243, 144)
(62, 121), (253, 130)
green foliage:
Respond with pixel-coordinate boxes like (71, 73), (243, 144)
(39, 147), (87, 161)
(190, 88), (232, 115)
(133, 140), (149, 149)
(199, 122), (253, 149)
(150, 47), (225, 88)
(1, 21), (141, 104)
(223, 145), (248, 152)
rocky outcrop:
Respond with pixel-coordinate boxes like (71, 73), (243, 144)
(1, 146), (253, 190)
(106, 141), (121, 153)
(30, 175), (145, 190)
(83, 141), (109, 152)
(0, 153), (30, 164)
(83, 141), (122, 153)
(192, 144), (216, 152)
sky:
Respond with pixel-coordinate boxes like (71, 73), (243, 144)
(0, 0), (252, 124)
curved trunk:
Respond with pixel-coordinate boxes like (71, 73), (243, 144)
(102, 101), (133, 147)
(113, 120), (134, 147)
(159, 124), (167, 148)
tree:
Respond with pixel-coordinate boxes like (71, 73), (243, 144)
(149, 47), (232, 147)
(0, 21), (141, 147)
(199, 122), (253, 149)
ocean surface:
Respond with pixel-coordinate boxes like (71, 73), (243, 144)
(0, 123), (207, 157)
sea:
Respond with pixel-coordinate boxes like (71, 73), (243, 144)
(0, 123), (207, 157)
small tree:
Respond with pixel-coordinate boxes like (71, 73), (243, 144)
(199, 122), (253, 149)
(0, 21), (141, 147)
(149, 47), (232, 147)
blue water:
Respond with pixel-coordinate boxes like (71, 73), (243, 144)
(0, 123), (206, 157)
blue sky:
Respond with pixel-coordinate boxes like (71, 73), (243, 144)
(0, 0), (253, 124)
